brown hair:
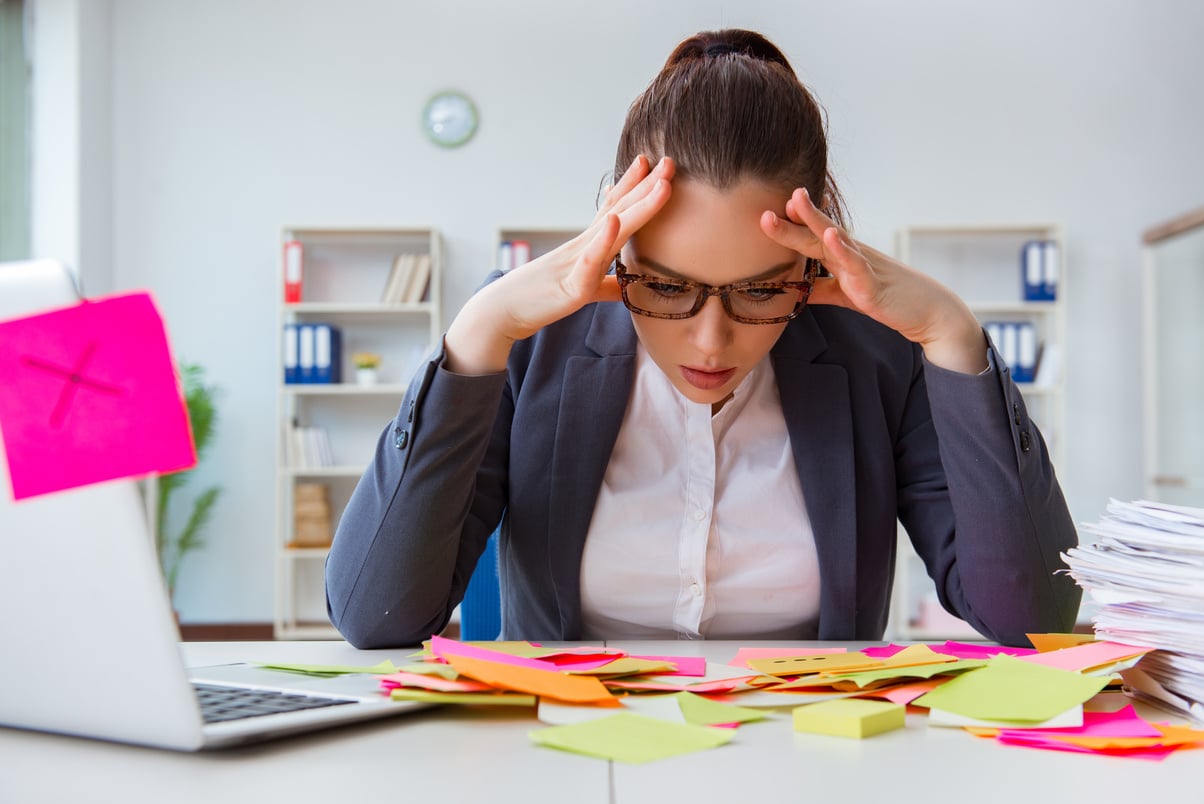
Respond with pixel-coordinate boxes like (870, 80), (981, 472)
(614, 29), (848, 227)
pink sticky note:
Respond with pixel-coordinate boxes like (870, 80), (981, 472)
(377, 671), (494, 693)
(861, 644), (909, 658)
(728, 646), (847, 668)
(0, 293), (196, 499)
(430, 636), (565, 671)
(998, 705), (1161, 740)
(1016, 641), (1150, 672)
(936, 641), (1038, 660)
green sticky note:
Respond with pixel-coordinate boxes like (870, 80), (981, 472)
(530, 713), (734, 764)
(821, 659), (987, 688)
(389, 689), (536, 706)
(792, 698), (906, 738)
(674, 691), (767, 726)
(911, 655), (1109, 722)
(254, 659), (399, 676)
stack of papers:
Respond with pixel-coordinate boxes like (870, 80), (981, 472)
(1063, 498), (1204, 724)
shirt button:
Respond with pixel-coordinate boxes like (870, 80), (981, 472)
(692, 508), (706, 521)
(691, 582), (702, 597)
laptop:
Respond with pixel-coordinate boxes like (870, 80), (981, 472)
(0, 260), (433, 750)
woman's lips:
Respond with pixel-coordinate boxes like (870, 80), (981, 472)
(680, 365), (736, 391)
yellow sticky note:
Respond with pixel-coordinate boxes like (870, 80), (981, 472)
(793, 698), (906, 739)
(749, 652), (880, 677)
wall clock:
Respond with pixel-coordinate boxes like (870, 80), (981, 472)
(422, 90), (479, 148)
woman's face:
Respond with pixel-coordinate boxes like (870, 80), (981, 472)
(623, 176), (803, 409)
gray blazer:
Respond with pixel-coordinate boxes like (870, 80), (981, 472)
(325, 298), (1080, 649)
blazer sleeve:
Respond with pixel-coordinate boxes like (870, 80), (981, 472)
(324, 341), (511, 648)
(900, 345), (1081, 646)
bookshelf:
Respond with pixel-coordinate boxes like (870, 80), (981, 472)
(888, 223), (1068, 641)
(275, 226), (442, 639)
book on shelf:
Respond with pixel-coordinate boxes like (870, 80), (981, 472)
(381, 253), (432, 304)
(286, 422), (335, 468)
(402, 254), (432, 303)
(381, 254), (415, 303)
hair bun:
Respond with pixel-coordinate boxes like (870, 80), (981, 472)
(703, 43), (737, 58)
(667, 29), (793, 71)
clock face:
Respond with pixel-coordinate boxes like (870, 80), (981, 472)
(422, 91), (478, 148)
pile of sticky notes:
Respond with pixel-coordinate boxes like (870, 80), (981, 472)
(793, 698), (905, 738)
(256, 635), (1204, 765)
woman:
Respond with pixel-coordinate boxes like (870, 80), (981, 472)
(325, 29), (1080, 649)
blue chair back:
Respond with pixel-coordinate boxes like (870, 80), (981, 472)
(459, 530), (501, 640)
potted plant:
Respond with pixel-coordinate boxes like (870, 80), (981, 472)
(156, 362), (222, 603)
(352, 351), (381, 385)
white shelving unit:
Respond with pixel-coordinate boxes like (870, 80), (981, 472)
(888, 223), (1067, 641)
(1142, 207), (1204, 506)
(275, 226), (442, 639)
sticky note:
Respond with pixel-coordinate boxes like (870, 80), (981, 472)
(911, 655), (1109, 722)
(390, 689), (536, 706)
(0, 292), (196, 499)
(749, 652), (880, 676)
(792, 698), (905, 739)
(530, 713), (733, 764)
(445, 653), (617, 705)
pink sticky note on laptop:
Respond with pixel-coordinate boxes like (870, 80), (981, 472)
(0, 292), (196, 499)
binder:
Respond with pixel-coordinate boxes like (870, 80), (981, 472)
(511, 240), (531, 268)
(1020, 240), (1058, 302)
(1041, 240), (1059, 301)
(313, 323), (342, 384)
(283, 323), (299, 384)
(297, 323), (316, 383)
(497, 240), (514, 273)
(1014, 322), (1038, 383)
(283, 240), (304, 303)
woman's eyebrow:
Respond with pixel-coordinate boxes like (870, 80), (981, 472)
(637, 256), (799, 283)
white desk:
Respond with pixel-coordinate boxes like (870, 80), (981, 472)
(0, 640), (1198, 804)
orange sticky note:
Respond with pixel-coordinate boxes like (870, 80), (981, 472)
(1026, 633), (1096, 652)
(446, 653), (618, 705)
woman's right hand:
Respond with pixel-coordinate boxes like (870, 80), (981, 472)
(444, 155), (675, 375)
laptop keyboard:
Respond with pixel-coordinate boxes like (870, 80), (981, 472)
(193, 682), (355, 724)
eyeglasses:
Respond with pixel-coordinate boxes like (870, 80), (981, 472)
(614, 257), (819, 324)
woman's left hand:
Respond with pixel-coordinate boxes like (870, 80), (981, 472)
(761, 188), (988, 375)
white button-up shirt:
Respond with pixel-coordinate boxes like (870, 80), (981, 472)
(580, 345), (822, 640)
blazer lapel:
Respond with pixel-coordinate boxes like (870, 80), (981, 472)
(547, 304), (637, 637)
(772, 312), (858, 639)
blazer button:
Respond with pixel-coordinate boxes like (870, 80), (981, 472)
(394, 427), (409, 449)
(1019, 431), (1031, 453)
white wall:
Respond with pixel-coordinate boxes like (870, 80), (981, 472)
(32, 0), (1204, 622)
